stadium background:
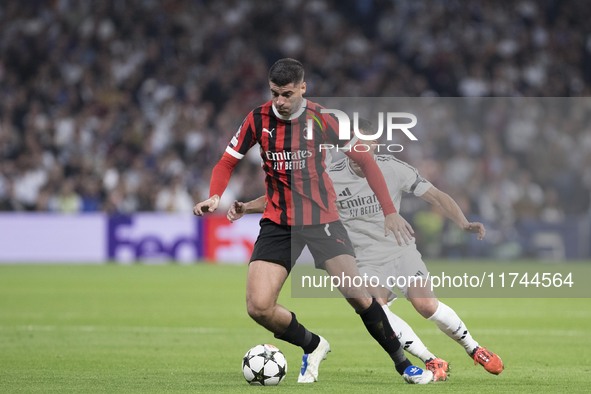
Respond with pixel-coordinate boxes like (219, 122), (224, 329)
(0, 0), (589, 261)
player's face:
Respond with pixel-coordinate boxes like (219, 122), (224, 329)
(269, 81), (306, 116)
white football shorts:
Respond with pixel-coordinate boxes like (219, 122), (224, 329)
(356, 243), (429, 299)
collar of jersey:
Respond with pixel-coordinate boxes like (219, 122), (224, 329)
(345, 157), (363, 178)
(346, 155), (378, 178)
(272, 99), (307, 120)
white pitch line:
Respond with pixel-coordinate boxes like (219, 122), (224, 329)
(411, 328), (590, 338)
(1, 325), (588, 338)
(0, 325), (230, 334)
(318, 327), (589, 337)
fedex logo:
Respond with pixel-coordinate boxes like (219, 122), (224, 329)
(204, 216), (260, 263)
(108, 215), (203, 262)
(106, 214), (260, 264)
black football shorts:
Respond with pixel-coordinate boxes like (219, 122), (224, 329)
(250, 219), (355, 272)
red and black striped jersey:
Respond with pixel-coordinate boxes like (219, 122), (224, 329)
(225, 99), (348, 226)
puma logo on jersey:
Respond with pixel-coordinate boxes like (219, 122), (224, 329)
(262, 128), (274, 137)
(338, 188), (352, 197)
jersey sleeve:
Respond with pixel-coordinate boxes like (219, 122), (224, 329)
(346, 149), (397, 215)
(209, 153), (240, 198)
(390, 160), (432, 197)
(209, 113), (257, 198)
(225, 112), (257, 160)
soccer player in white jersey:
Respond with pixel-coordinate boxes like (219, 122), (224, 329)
(227, 118), (504, 381)
(327, 119), (503, 379)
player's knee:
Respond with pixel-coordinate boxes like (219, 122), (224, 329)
(412, 298), (439, 318)
(346, 296), (372, 313)
(246, 298), (274, 323)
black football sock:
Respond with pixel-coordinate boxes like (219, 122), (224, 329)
(359, 299), (412, 375)
(275, 312), (320, 354)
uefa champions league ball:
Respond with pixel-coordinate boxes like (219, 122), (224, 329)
(242, 344), (287, 386)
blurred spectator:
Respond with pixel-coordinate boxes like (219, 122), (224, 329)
(0, 0), (590, 259)
(55, 179), (82, 213)
(155, 174), (193, 213)
(80, 177), (103, 212)
(540, 186), (565, 223)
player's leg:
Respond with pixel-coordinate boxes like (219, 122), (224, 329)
(358, 253), (448, 378)
(246, 259), (328, 383)
(423, 297), (504, 375)
(245, 259), (291, 332)
(305, 221), (432, 384)
(407, 284), (478, 351)
(323, 255), (432, 384)
(370, 286), (448, 381)
(360, 262), (439, 363)
(398, 247), (478, 350)
(400, 247), (503, 374)
(381, 305), (436, 361)
(247, 220), (326, 383)
(317, 225), (410, 374)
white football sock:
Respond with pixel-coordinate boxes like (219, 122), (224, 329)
(382, 305), (436, 363)
(428, 302), (479, 353)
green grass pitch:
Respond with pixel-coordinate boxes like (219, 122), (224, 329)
(1, 262), (590, 393)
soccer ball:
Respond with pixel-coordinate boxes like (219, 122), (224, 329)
(242, 344), (287, 386)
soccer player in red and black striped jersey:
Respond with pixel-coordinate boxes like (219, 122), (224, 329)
(193, 58), (432, 384)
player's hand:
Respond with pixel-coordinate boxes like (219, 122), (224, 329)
(384, 212), (414, 246)
(227, 201), (246, 222)
(193, 195), (220, 216)
(463, 222), (486, 240)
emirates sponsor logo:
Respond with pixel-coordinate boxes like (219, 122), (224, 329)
(265, 150), (313, 161)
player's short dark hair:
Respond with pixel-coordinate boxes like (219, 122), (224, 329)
(354, 118), (374, 134)
(353, 118), (384, 142)
(268, 58), (304, 86)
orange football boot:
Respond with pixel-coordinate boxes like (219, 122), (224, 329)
(425, 357), (449, 381)
(472, 347), (504, 375)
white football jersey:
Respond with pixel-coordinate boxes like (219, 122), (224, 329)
(329, 155), (433, 257)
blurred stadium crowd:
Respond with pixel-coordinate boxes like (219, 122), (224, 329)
(0, 0), (590, 257)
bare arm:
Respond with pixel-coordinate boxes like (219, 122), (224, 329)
(226, 195), (266, 222)
(419, 186), (485, 240)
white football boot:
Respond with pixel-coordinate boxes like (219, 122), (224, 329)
(402, 365), (434, 384)
(297, 336), (331, 383)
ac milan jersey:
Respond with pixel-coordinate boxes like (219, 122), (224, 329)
(225, 99), (350, 226)
(329, 155), (433, 255)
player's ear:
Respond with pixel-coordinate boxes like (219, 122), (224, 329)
(300, 81), (307, 95)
